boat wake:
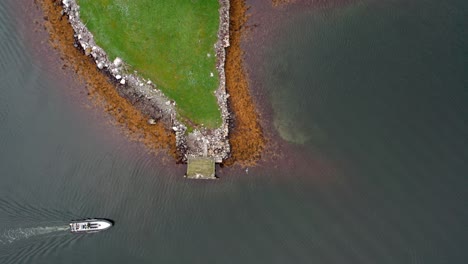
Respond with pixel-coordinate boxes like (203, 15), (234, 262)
(0, 225), (69, 245)
(0, 225), (79, 264)
(0, 197), (85, 263)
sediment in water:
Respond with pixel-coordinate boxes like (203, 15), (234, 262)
(271, 0), (297, 7)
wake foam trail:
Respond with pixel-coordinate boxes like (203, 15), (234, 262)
(0, 225), (69, 244)
(0, 228), (79, 264)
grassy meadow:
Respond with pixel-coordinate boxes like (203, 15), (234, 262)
(78, 0), (222, 128)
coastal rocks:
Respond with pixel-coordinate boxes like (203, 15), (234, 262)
(62, 0), (71, 8)
(61, 0), (178, 125)
(181, 0), (231, 163)
(60, 0), (232, 165)
(113, 57), (122, 67)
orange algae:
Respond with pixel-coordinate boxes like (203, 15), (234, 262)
(224, 0), (265, 167)
(39, 0), (176, 158)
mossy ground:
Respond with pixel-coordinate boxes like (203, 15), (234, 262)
(78, 0), (222, 128)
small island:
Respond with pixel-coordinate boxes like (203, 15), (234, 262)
(78, 0), (225, 128)
(40, 0), (265, 178)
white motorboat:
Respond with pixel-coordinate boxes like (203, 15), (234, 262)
(69, 218), (113, 233)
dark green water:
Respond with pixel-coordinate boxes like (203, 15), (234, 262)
(1, 0), (467, 263)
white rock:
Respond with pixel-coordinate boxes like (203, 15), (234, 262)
(113, 57), (122, 67)
(172, 126), (178, 131)
(115, 74), (122, 80)
(165, 101), (170, 105)
(210, 72), (214, 77)
(148, 119), (156, 125)
(147, 80), (152, 84)
(97, 62), (104, 69)
(120, 79), (126, 85)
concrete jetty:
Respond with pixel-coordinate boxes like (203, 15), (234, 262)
(185, 157), (216, 179)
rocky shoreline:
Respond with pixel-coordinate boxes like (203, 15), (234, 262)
(60, 0), (231, 163)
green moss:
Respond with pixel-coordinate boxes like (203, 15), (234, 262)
(78, 0), (222, 128)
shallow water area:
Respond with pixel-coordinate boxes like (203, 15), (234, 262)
(0, 0), (467, 263)
(245, 0), (467, 262)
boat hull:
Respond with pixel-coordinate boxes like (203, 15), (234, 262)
(69, 218), (113, 233)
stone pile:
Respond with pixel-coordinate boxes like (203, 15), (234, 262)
(184, 0), (231, 163)
(61, 0), (231, 163)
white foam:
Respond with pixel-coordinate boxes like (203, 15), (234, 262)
(0, 225), (69, 244)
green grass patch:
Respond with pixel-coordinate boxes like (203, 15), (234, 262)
(78, 0), (222, 128)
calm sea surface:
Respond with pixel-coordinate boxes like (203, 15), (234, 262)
(1, 0), (467, 263)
